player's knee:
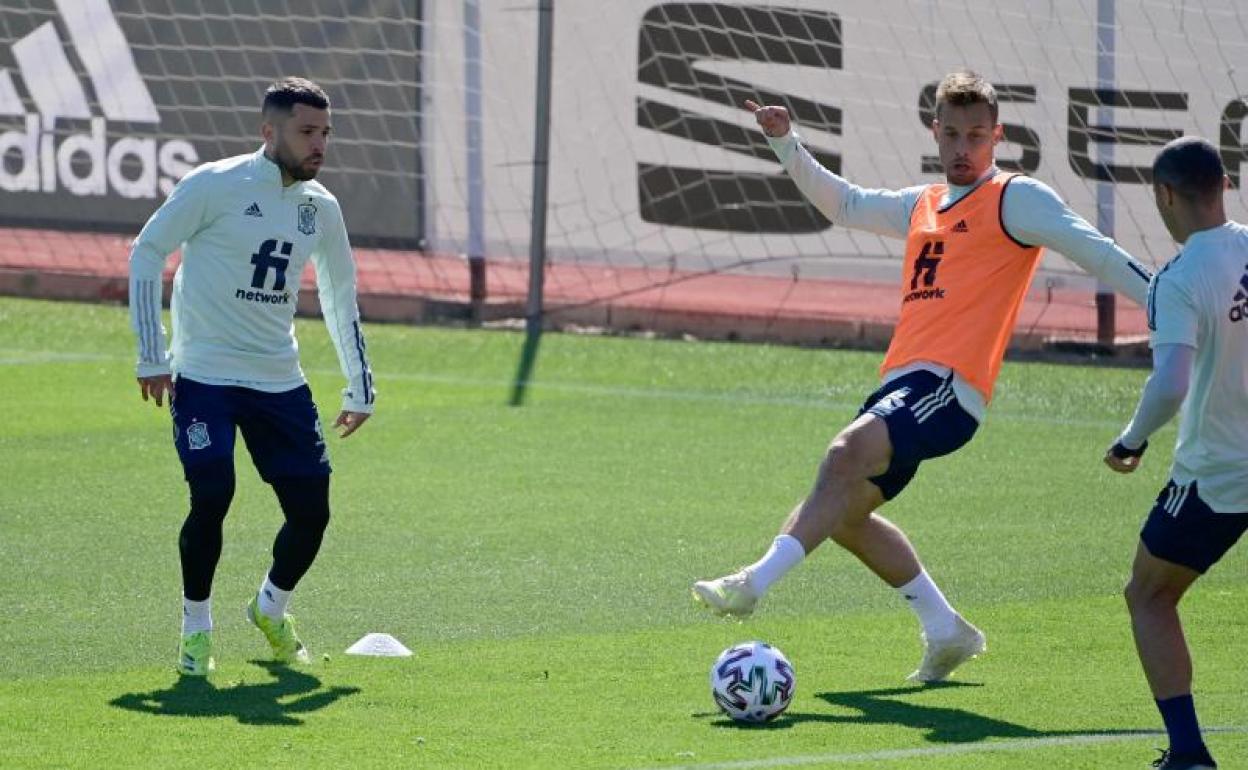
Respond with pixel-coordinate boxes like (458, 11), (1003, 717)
(185, 459), (235, 521)
(820, 437), (875, 486)
(819, 439), (851, 478)
(273, 476), (331, 534)
(1123, 575), (1181, 612)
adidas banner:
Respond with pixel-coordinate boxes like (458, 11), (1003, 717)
(0, 0), (419, 247)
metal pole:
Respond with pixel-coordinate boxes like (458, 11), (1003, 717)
(415, 0), (429, 251)
(509, 0), (554, 406)
(420, 0), (438, 253)
(464, 0), (486, 322)
(1095, 0), (1116, 348)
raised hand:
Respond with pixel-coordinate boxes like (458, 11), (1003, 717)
(744, 99), (791, 138)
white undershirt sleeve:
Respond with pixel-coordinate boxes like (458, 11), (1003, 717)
(1118, 272), (1199, 448)
(1000, 177), (1152, 307)
(767, 131), (923, 240)
(1118, 343), (1194, 449)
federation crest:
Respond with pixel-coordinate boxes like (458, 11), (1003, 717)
(187, 421), (211, 450)
(297, 203), (317, 235)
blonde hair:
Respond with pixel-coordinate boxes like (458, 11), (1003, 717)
(935, 70), (998, 123)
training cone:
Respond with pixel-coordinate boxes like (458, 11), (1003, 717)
(345, 633), (413, 657)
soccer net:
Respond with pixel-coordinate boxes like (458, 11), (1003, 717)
(418, 0), (1247, 343)
(0, 1), (1245, 347)
(0, 0), (444, 318)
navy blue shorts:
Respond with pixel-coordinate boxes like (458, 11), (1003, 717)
(1141, 480), (1248, 574)
(170, 376), (331, 482)
(857, 370), (979, 500)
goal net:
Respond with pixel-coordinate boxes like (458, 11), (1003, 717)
(419, 0), (1247, 342)
(1, 0), (1245, 346)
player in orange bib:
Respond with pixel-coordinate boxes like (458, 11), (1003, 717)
(693, 71), (1152, 682)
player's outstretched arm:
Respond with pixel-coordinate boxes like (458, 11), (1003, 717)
(1000, 178), (1152, 307)
(743, 100), (920, 240)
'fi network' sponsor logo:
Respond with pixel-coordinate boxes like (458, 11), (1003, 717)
(0, 0), (198, 199)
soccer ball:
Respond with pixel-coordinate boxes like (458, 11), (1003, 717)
(709, 640), (795, 723)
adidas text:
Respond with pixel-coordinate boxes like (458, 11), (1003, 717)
(1230, 290), (1248, 323)
(0, 114), (197, 198)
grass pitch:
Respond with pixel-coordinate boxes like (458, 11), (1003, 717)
(0, 296), (1244, 769)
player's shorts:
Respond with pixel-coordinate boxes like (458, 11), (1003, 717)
(170, 376), (331, 482)
(1140, 480), (1248, 574)
(857, 370), (979, 500)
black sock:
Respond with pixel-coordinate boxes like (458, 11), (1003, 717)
(1156, 694), (1208, 757)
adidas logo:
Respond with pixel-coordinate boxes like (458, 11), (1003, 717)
(0, 0), (198, 198)
(244, 202), (263, 217)
(951, 220), (969, 233)
(1229, 273), (1248, 323)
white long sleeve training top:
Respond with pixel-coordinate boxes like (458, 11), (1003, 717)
(128, 147), (375, 413)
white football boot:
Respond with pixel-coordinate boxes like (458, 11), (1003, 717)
(692, 570), (760, 616)
(907, 614), (986, 682)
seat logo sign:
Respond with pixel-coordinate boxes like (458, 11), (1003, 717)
(0, 0), (198, 199)
(636, 3), (843, 234)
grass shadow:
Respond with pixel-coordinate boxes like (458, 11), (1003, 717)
(703, 683), (1159, 744)
(109, 661), (361, 726)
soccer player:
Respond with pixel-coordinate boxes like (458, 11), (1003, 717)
(1104, 137), (1245, 770)
(692, 70), (1153, 682)
(128, 77), (376, 676)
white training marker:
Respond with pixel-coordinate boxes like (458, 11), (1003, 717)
(345, 633), (413, 657)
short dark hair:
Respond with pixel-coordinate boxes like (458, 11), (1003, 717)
(262, 77), (330, 117)
(1153, 136), (1225, 202)
(935, 70), (998, 124)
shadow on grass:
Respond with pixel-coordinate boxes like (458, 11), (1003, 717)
(109, 661), (361, 726)
(703, 683), (1158, 744)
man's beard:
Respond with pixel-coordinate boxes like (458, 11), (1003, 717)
(275, 143), (320, 181)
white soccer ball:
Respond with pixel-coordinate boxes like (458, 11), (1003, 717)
(710, 640), (795, 723)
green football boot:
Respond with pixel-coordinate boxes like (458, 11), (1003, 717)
(178, 630), (215, 676)
(245, 596), (311, 664)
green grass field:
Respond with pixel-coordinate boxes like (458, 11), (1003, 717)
(1, 296), (1244, 769)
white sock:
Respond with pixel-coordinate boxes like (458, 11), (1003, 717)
(744, 535), (806, 593)
(182, 597), (212, 635)
(897, 570), (959, 639)
(257, 575), (292, 620)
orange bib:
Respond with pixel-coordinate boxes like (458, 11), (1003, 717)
(880, 173), (1044, 402)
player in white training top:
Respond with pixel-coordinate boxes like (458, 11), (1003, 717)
(128, 77), (375, 676)
(1105, 137), (1248, 770)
